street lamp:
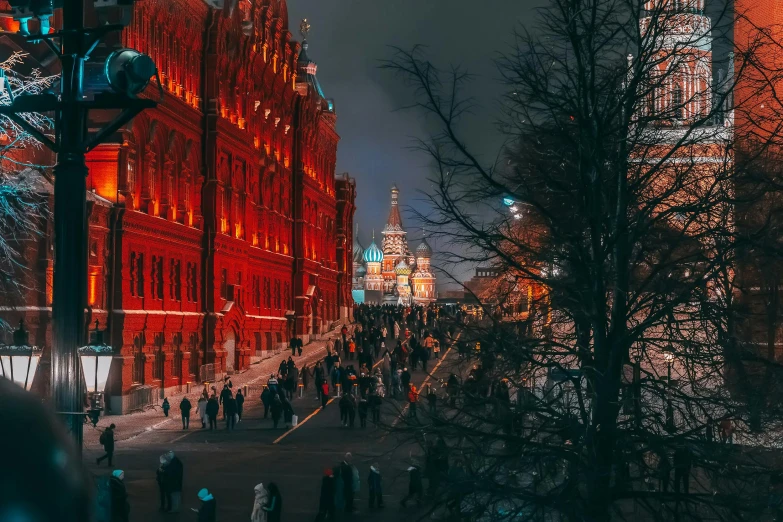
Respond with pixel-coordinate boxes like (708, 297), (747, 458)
(0, 319), (41, 391)
(664, 347), (675, 432)
(78, 321), (113, 426)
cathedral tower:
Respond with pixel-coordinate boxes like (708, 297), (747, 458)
(381, 185), (412, 294)
(411, 237), (436, 303)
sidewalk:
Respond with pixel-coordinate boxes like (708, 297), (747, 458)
(83, 326), (344, 447)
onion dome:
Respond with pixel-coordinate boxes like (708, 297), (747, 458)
(395, 258), (411, 276)
(363, 240), (383, 264)
(356, 264), (367, 277)
(416, 237), (433, 258)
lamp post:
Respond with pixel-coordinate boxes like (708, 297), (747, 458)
(79, 320), (114, 426)
(664, 348), (675, 433)
(0, 0), (157, 449)
(0, 319), (42, 391)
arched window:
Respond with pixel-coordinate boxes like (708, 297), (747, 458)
(672, 83), (685, 120)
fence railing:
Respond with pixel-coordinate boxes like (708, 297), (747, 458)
(126, 385), (156, 413)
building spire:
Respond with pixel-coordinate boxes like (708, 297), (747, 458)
(384, 184), (404, 232)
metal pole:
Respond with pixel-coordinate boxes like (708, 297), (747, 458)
(51, 0), (88, 452)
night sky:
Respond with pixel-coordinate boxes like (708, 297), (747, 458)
(286, 0), (543, 285)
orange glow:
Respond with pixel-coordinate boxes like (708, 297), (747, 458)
(88, 268), (100, 306)
(254, 136), (260, 149)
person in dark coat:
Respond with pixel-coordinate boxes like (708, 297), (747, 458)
(97, 423), (116, 466)
(165, 451), (184, 513)
(358, 398), (369, 428)
(400, 463), (423, 507)
(340, 453), (356, 513)
(281, 395), (295, 428)
(367, 463), (384, 508)
(270, 394), (283, 429)
(318, 468), (336, 521)
(206, 396), (219, 430)
(674, 445), (692, 494)
(224, 393), (238, 430)
(235, 389), (245, 421)
(196, 488), (216, 522)
(302, 363), (311, 393)
(109, 470), (130, 522)
(261, 387), (273, 418)
(369, 390), (382, 424)
(401, 368), (412, 392)
(162, 398), (170, 417)
(219, 385), (232, 419)
(263, 482), (283, 522)
(179, 397), (192, 429)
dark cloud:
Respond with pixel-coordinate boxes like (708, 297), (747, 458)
(287, 0), (543, 242)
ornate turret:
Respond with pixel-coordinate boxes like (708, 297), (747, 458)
(416, 237), (433, 258)
(352, 223), (364, 264)
(296, 19), (334, 111)
(411, 234), (436, 303)
(363, 236), (384, 264)
(363, 230), (385, 292)
(395, 258), (411, 276)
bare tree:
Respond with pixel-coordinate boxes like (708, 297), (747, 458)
(381, 0), (783, 520)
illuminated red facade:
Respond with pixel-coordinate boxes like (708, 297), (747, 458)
(0, 0), (355, 413)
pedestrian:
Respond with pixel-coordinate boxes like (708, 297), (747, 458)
(224, 392), (237, 430)
(250, 482), (269, 522)
(197, 396), (207, 428)
(339, 393), (350, 427)
(447, 373), (459, 407)
(263, 482), (283, 522)
(358, 397), (369, 428)
(673, 445), (692, 494)
(162, 397), (170, 417)
(261, 386), (273, 418)
(165, 450), (184, 513)
(196, 488), (217, 522)
(290, 334), (298, 357)
(340, 453), (357, 513)
(206, 395), (219, 430)
(426, 385), (437, 416)
(180, 396), (192, 429)
(400, 463), (423, 507)
(109, 469), (130, 522)
(96, 423), (116, 466)
(271, 394), (283, 429)
(318, 468), (336, 521)
(408, 384), (419, 419)
(720, 418), (734, 443)
(297, 337), (304, 356)
(321, 380), (330, 409)
(368, 463), (384, 509)
(268, 373), (280, 395)
(348, 338), (356, 360)
(220, 384), (231, 419)
(401, 367), (411, 393)
(156, 454), (169, 511)
(302, 363), (311, 392)
(236, 388), (245, 421)
(347, 393), (357, 428)
(369, 390), (381, 424)
(282, 395), (295, 428)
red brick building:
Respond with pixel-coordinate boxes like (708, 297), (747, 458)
(0, 0), (355, 413)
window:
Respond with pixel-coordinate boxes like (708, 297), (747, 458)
(172, 333), (183, 380)
(170, 259), (181, 301)
(220, 268), (228, 299)
(672, 83), (684, 120)
(131, 252), (145, 297)
(189, 334), (200, 377)
(253, 275), (261, 307)
(186, 262), (198, 303)
(127, 157), (136, 193)
(151, 255), (164, 299)
(132, 335), (145, 384)
(153, 333), (165, 381)
(264, 277), (271, 308)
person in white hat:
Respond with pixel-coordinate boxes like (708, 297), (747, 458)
(109, 469), (130, 522)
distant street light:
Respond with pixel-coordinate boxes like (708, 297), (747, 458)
(0, 319), (41, 391)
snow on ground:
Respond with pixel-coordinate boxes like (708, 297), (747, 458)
(83, 326), (345, 447)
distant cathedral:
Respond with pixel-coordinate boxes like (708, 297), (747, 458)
(352, 185), (436, 305)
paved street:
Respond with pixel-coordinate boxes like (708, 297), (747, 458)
(84, 335), (463, 522)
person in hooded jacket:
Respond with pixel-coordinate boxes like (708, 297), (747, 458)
(196, 488), (216, 522)
(250, 482), (269, 522)
(109, 469), (130, 522)
(262, 482), (282, 522)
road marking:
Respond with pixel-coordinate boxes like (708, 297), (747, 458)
(272, 338), (390, 444)
(272, 398), (336, 444)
